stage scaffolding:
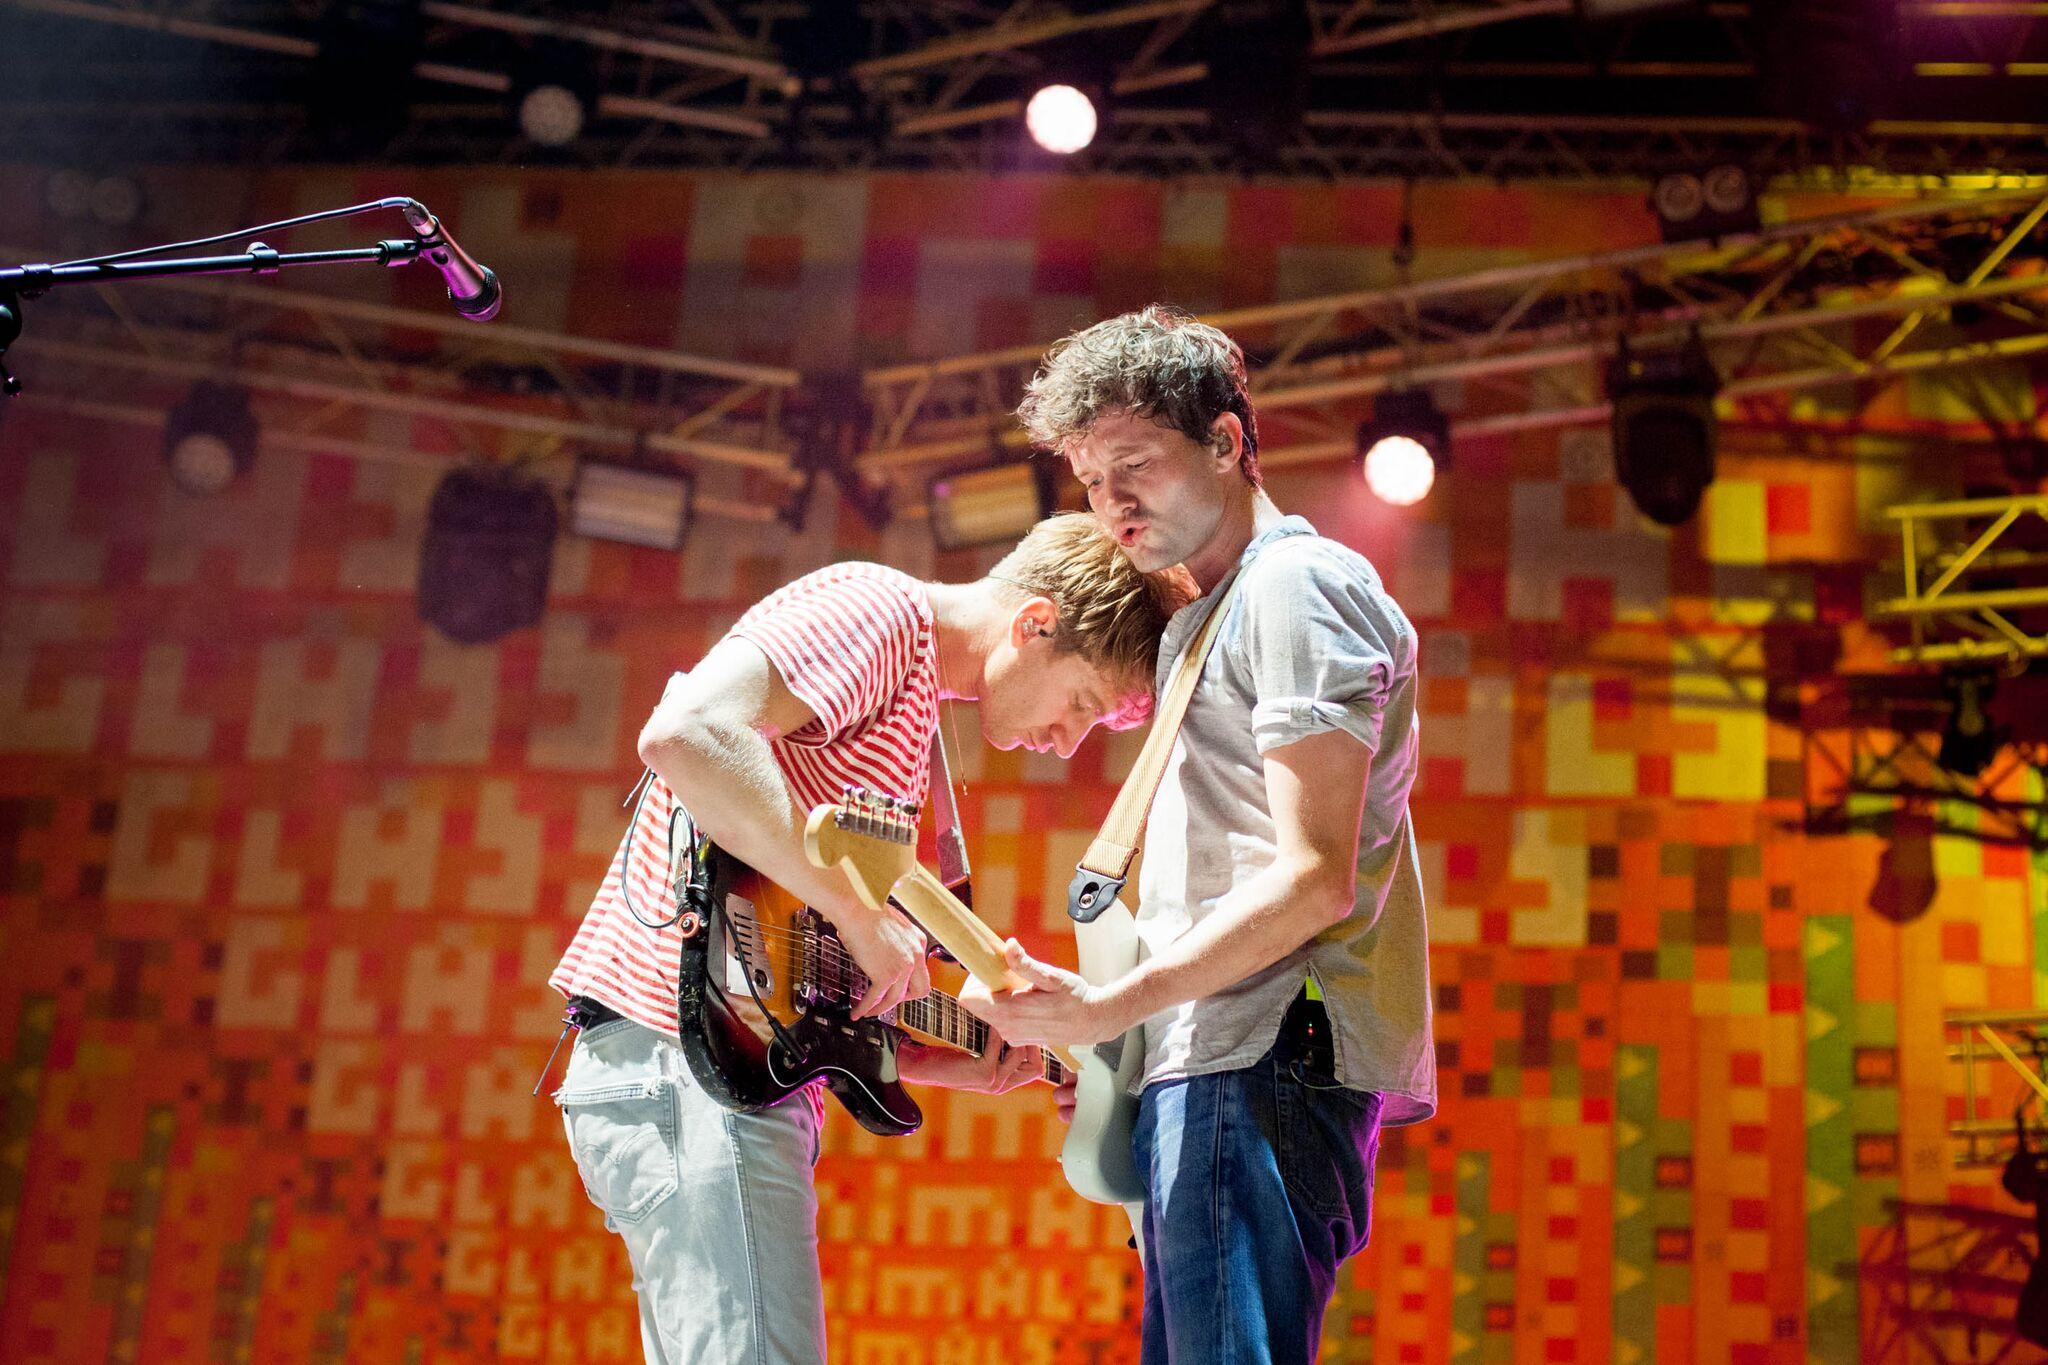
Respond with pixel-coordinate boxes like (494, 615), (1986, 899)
(6, 0), (2048, 181)
(10, 189), (2047, 524)
(858, 189), (2048, 475)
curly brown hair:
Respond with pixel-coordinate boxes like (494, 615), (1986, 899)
(987, 512), (1186, 723)
(1016, 304), (1262, 487)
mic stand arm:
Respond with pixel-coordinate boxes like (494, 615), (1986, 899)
(0, 236), (428, 399)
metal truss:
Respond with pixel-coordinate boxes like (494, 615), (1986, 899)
(10, 190), (2046, 534)
(1797, 674), (2048, 850)
(1906, 0), (2048, 81)
(835, 107), (2048, 183)
(1305, 0), (1756, 63)
(8, 0), (2048, 180)
(1272, 113), (2048, 186)
(860, 0), (1213, 143)
(1880, 494), (2048, 668)
(1947, 1011), (2048, 1171)
(1863, 1200), (2037, 1364)
(3, 243), (810, 522)
(1305, 0), (2046, 68)
(4, 0), (798, 148)
(857, 189), (2048, 479)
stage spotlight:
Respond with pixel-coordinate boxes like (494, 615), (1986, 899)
(1607, 339), (1718, 527)
(519, 85), (587, 147)
(1937, 673), (2007, 779)
(1356, 389), (1449, 508)
(44, 169), (92, 220)
(512, 44), (601, 148)
(928, 460), (1054, 550)
(88, 174), (144, 228)
(162, 382), (258, 496)
(418, 466), (558, 644)
(1651, 164), (1758, 243)
(1026, 84), (1097, 155)
(1362, 438), (1436, 508)
(571, 458), (694, 550)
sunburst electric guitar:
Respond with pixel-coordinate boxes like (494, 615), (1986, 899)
(671, 792), (1070, 1136)
(810, 788), (1145, 1244)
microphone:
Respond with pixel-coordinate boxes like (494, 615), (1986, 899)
(398, 199), (501, 321)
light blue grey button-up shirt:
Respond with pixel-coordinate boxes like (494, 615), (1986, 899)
(1132, 514), (1437, 1126)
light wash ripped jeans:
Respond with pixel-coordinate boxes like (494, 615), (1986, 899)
(555, 1018), (827, 1365)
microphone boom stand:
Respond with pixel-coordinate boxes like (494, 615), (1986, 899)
(0, 196), (488, 399)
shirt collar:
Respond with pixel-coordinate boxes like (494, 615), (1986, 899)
(1162, 514), (1318, 657)
(1236, 514), (1316, 568)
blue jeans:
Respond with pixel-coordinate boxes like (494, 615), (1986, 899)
(1132, 1046), (1385, 1364)
(556, 1020), (826, 1365)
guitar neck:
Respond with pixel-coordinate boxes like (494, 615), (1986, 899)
(766, 902), (1065, 1085)
(893, 992), (1067, 1085)
(888, 864), (1082, 1075)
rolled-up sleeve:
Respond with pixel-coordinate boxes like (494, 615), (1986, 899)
(1235, 542), (1414, 757)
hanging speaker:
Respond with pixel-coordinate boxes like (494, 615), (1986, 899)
(418, 466), (557, 644)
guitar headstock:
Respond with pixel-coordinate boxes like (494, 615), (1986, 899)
(803, 785), (920, 911)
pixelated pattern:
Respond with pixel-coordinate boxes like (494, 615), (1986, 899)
(0, 169), (2044, 1365)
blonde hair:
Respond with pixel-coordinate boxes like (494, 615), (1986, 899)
(986, 513), (1184, 711)
(1016, 304), (1262, 487)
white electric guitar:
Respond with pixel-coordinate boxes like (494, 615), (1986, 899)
(1059, 894), (1148, 1243)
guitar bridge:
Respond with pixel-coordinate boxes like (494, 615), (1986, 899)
(723, 893), (774, 997)
(792, 908), (833, 1010)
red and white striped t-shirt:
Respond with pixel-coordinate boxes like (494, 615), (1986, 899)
(549, 562), (940, 1040)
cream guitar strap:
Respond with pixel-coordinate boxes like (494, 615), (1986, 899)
(1065, 569), (1248, 924)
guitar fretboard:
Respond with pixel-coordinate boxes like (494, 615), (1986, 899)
(894, 990), (1065, 1085)
(782, 908), (1066, 1084)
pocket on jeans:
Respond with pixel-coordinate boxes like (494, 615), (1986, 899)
(1275, 1074), (1380, 1223)
(560, 1083), (679, 1225)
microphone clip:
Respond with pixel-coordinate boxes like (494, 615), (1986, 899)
(396, 198), (501, 322)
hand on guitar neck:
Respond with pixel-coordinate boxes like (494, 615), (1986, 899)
(796, 789), (1142, 1236)
(956, 940), (1136, 1053)
(829, 900), (932, 1021)
(803, 789), (1084, 1074)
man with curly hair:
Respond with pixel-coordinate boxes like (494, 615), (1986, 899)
(963, 306), (1436, 1363)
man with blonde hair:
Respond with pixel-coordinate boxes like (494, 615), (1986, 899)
(548, 511), (1180, 1364)
(964, 306), (1436, 1363)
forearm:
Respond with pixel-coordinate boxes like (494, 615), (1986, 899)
(1108, 726), (1373, 1030)
(1107, 863), (1347, 1031)
(640, 721), (875, 926)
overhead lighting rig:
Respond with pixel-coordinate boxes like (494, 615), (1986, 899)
(418, 465), (558, 644)
(928, 460), (1055, 550)
(859, 191), (2048, 494)
(1356, 389), (1449, 508)
(571, 458), (695, 551)
(1607, 337), (1720, 527)
(162, 381), (258, 496)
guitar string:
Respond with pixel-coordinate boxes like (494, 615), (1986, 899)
(718, 872), (989, 982)
(718, 918), (1065, 1079)
(742, 923), (988, 1044)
